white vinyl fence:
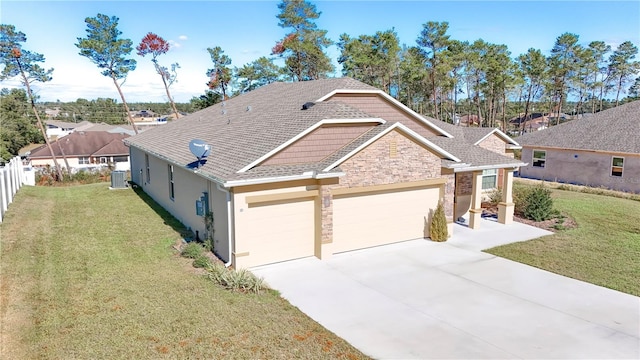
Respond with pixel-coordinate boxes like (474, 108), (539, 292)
(0, 156), (31, 223)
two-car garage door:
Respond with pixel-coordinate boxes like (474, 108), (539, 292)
(240, 184), (441, 267)
(332, 186), (441, 254)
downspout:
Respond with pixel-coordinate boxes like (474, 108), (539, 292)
(216, 183), (233, 268)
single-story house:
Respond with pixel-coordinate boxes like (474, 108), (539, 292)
(45, 120), (93, 139)
(29, 131), (131, 171)
(125, 78), (524, 269)
(517, 100), (640, 193)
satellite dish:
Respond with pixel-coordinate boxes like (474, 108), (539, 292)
(189, 139), (211, 161)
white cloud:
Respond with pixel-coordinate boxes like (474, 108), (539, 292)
(179, 35), (188, 41)
(169, 40), (182, 49)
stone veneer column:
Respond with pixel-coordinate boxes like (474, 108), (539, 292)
(443, 172), (455, 236)
(316, 184), (333, 259)
(468, 170), (484, 229)
(498, 169), (515, 224)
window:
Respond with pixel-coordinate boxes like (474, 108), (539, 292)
(113, 156), (128, 163)
(100, 157), (108, 164)
(611, 157), (624, 177)
(145, 154), (150, 183)
(482, 169), (497, 190)
(168, 164), (175, 200)
(79, 156), (90, 165)
(532, 150), (546, 167)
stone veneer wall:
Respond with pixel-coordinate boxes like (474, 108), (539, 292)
(456, 172), (473, 196)
(320, 130), (450, 244)
(477, 133), (507, 155)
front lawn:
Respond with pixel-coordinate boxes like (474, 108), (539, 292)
(486, 188), (640, 296)
(0, 184), (368, 359)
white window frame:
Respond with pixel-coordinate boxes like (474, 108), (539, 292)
(481, 169), (498, 190)
(611, 156), (624, 177)
(79, 156), (90, 165)
(168, 164), (175, 200)
(532, 150), (546, 168)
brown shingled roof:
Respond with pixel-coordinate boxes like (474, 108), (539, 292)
(29, 131), (129, 159)
(125, 78), (380, 182)
(516, 100), (640, 154)
(126, 78), (523, 183)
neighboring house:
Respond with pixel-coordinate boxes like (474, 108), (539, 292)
(83, 122), (137, 136)
(458, 114), (482, 127)
(517, 100), (640, 193)
(45, 107), (62, 118)
(125, 78), (524, 269)
(509, 113), (550, 133)
(29, 131), (131, 171)
(45, 120), (93, 139)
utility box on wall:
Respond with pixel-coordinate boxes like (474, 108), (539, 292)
(196, 192), (209, 216)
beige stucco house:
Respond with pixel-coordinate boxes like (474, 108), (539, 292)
(125, 78), (524, 269)
(517, 100), (640, 193)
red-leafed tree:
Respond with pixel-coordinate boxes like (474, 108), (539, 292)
(206, 46), (232, 100)
(136, 32), (181, 119)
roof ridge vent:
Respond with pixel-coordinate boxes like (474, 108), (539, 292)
(302, 102), (315, 110)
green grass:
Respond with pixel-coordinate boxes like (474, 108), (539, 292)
(487, 188), (640, 296)
(0, 184), (368, 359)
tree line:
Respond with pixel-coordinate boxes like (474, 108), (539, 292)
(1, 0), (639, 165)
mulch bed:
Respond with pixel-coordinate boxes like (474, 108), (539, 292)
(481, 202), (577, 232)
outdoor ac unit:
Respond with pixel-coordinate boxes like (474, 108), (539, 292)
(110, 170), (127, 189)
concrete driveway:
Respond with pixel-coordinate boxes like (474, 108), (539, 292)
(252, 220), (640, 359)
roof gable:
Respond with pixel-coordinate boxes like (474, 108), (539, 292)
(322, 122), (460, 172)
(316, 89), (453, 138)
(255, 120), (383, 168)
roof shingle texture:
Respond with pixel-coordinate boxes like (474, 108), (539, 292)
(126, 77), (522, 182)
(30, 131), (129, 158)
(126, 78), (379, 182)
(516, 100), (640, 153)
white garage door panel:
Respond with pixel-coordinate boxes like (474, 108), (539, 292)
(243, 199), (315, 267)
(333, 187), (439, 253)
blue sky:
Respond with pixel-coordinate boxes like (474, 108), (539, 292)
(1, 0), (639, 103)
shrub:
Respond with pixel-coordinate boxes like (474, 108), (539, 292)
(181, 242), (204, 259)
(523, 184), (554, 221)
(487, 188), (502, 205)
(192, 255), (211, 268)
(513, 183), (532, 216)
(206, 263), (267, 294)
(429, 201), (448, 242)
(203, 212), (215, 252)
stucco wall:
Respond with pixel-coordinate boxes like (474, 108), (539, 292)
(31, 157), (82, 169)
(129, 146), (230, 259)
(520, 147), (640, 193)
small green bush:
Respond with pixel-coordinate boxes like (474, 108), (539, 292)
(429, 201), (448, 242)
(192, 255), (211, 268)
(181, 242), (204, 259)
(523, 184), (554, 221)
(513, 183), (532, 216)
(206, 263), (267, 294)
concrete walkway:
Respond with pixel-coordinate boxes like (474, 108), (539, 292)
(252, 219), (640, 359)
